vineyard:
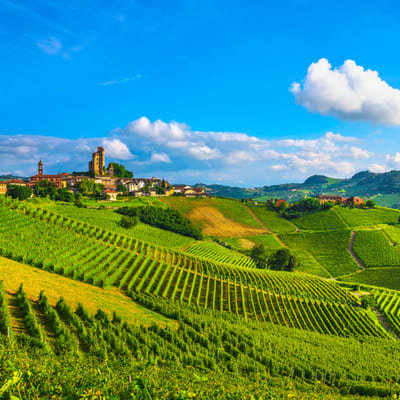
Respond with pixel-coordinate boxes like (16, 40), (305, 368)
(339, 267), (400, 291)
(376, 290), (400, 337)
(290, 209), (346, 230)
(0, 282), (400, 398)
(279, 230), (358, 277)
(185, 241), (256, 268)
(49, 203), (194, 249)
(0, 200), (384, 339)
(335, 206), (400, 227)
(352, 230), (400, 267)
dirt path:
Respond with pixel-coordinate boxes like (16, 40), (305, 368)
(7, 292), (27, 335)
(374, 307), (398, 339)
(349, 231), (365, 271)
(244, 206), (287, 247)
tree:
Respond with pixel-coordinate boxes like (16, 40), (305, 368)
(117, 184), (128, 193)
(56, 188), (75, 202)
(366, 200), (376, 209)
(361, 295), (376, 309)
(250, 244), (267, 269)
(76, 178), (95, 195)
(33, 180), (57, 199)
(108, 163), (133, 178)
(7, 184), (32, 200)
(119, 215), (139, 229)
(268, 248), (298, 272)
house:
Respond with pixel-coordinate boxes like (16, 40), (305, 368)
(0, 182), (7, 195)
(342, 196), (364, 206)
(276, 199), (288, 208)
(103, 189), (118, 201)
(184, 187), (206, 197)
(317, 195), (342, 205)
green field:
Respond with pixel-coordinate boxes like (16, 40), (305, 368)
(291, 209), (346, 230)
(339, 267), (400, 291)
(336, 206), (400, 227)
(248, 204), (297, 233)
(3, 196), (400, 398)
(280, 230), (358, 277)
(353, 230), (400, 267)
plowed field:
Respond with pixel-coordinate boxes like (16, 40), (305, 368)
(188, 206), (267, 237)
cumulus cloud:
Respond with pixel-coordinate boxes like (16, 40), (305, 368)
(290, 58), (400, 125)
(0, 117), (385, 185)
(101, 139), (133, 160)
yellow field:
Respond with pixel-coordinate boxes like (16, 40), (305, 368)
(0, 257), (176, 329)
(238, 238), (255, 249)
(188, 205), (266, 237)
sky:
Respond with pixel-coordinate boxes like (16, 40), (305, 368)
(2, 0), (400, 186)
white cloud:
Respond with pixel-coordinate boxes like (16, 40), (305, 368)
(369, 163), (387, 173)
(101, 75), (142, 86)
(150, 153), (171, 163)
(349, 146), (372, 159)
(188, 145), (222, 160)
(36, 36), (62, 54)
(101, 138), (133, 160)
(290, 58), (400, 125)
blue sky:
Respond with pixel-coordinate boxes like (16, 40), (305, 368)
(2, 0), (400, 186)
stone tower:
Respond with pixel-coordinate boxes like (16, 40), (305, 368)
(89, 147), (105, 175)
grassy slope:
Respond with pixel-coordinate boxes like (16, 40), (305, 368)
(0, 256), (176, 329)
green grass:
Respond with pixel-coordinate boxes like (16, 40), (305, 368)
(339, 267), (400, 291)
(384, 225), (400, 244)
(280, 230), (358, 277)
(336, 206), (400, 227)
(248, 205), (297, 233)
(80, 196), (166, 208)
(353, 230), (400, 267)
(291, 209), (346, 230)
(48, 203), (194, 249)
(245, 234), (283, 249)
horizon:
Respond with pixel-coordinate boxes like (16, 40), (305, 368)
(2, 1), (400, 186)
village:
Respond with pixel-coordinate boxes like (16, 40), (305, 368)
(0, 146), (207, 200)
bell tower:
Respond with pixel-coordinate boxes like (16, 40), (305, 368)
(38, 160), (43, 176)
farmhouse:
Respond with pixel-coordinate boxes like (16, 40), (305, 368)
(276, 199), (288, 208)
(317, 195), (364, 207)
(317, 195), (342, 204)
(0, 182), (6, 195)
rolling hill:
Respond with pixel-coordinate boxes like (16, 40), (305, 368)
(2, 195), (400, 398)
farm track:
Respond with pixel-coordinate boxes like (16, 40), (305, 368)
(7, 292), (27, 335)
(349, 231), (365, 271)
(245, 205), (287, 246)
(373, 307), (398, 339)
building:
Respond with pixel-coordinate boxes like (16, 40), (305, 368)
(89, 147), (105, 175)
(317, 195), (342, 204)
(0, 182), (7, 195)
(343, 196), (364, 206)
(276, 199), (288, 208)
(103, 189), (118, 201)
(30, 161), (63, 189)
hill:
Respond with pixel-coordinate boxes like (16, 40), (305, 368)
(195, 169), (400, 208)
(3, 195), (400, 397)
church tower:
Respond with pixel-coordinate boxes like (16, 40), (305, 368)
(38, 160), (43, 176)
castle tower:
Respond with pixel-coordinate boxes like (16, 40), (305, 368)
(38, 160), (43, 176)
(88, 147), (105, 175)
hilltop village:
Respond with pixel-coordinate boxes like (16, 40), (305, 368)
(0, 146), (206, 200)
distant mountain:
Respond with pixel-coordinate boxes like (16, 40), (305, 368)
(195, 170), (400, 208)
(0, 174), (27, 181)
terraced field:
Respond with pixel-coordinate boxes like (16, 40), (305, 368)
(291, 209), (346, 230)
(0, 201), (384, 338)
